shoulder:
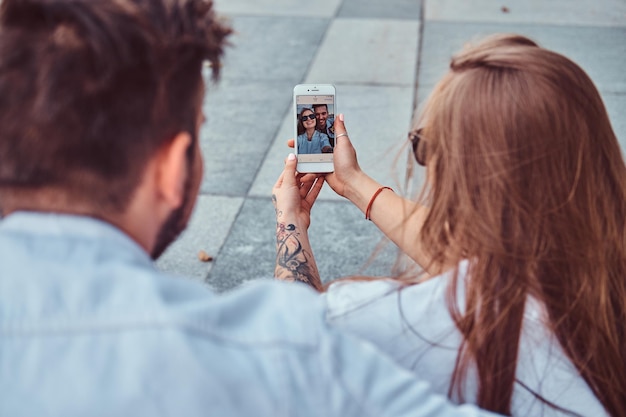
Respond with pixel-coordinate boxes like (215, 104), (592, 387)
(324, 272), (462, 346)
(323, 272), (467, 397)
(174, 279), (328, 345)
(324, 279), (403, 316)
(324, 263), (468, 319)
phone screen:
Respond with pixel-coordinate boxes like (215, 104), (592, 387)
(295, 94), (335, 163)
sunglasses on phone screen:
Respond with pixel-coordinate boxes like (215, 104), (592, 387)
(301, 114), (316, 122)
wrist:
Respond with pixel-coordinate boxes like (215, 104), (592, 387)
(343, 172), (383, 213)
(275, 217), (309, 236)
(275, 211), (305, 225)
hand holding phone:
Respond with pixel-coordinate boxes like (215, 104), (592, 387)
(293, 84), (336, 173)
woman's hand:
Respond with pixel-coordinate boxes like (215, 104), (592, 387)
(272, 153), (324, 291)
(323, 113), (363, 198)
(272, 153), (324, 230)
(284, 115), (439, 276)
(285, 114), (364, 199)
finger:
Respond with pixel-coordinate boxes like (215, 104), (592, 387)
(297, 172), (321, 184)
(333, 113), (349, 143)
(333, 113), (356, 151)
(305, 176), (325, 206)
(286, 138), (295, 149)
(299, 175), (318, 197)
(273, 170), (285, 190)
(299, 180), (313, 198)
(281, 153), (298, 186)
(298, 173), (323, 185)
(332, 113), (358, 156)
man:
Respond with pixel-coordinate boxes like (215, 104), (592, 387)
(313, 103), (335, 146)
(0, 1), (500, 416)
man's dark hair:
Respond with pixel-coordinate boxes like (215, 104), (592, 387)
(0, 0), (231, 213)
(312, 104), (328, 111)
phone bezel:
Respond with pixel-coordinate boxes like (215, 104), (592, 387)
(293, 84), (336, 173)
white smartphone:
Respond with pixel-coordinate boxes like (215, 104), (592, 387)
(293, 84), (336, 173)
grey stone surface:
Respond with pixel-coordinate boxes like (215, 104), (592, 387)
(220, 16), (329, 83)
(157, 195), (244, 283)
(206, 197), (399, 292)
(198, 15), (334, 196)
(199, 79), (293, 196)
(415, 22), (626, 154)
(417, 22), (626, 94)
(425, 0), (626, 27)
(306, 18), (420, 86)
(338, 0), (422, 20)
(205, 197), (276, 291)
(247, 112), (294, 197)
(214, 0), (342, 17)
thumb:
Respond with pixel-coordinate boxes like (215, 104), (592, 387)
(282, 153), (298, 186)
(333, 113), (354, 149)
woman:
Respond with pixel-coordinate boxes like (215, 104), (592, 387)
(273, 34), (626, 416)
(296, 107), (332, 154)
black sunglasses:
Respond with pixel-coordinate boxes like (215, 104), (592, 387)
(408, 128), (427, 166)
(301, 114), (316, 122)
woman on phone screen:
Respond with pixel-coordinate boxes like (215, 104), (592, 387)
(296, 108), (332, 154)
(273, 34), (626, 417)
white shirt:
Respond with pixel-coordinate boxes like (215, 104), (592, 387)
(324, 261), (607, 417)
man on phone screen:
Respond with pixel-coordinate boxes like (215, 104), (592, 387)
(0, 1), (502, 416)
(313, 103), (336, 146)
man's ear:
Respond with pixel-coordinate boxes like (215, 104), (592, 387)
(155, 132), (191, 209)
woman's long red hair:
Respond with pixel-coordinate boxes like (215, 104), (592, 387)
(417, 34), (626, 416)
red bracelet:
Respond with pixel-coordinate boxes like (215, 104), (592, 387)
(365, 186), (393, 220)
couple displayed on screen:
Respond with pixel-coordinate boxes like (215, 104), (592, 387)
(297, 104), (335, 154)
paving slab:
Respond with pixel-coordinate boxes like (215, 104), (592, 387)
(249, 83), (426, 200)
(417, 22), (626, 95)
(425, 0), (626, 27)
(220, 16), (329, 84)
(206, 197), (399, 292)
(200, 78), (293, 196)
(156, 195), (244, 283)
(337, 0), (422, 20)
(306, 18), (420, 86)
(214, 0), (341, 18)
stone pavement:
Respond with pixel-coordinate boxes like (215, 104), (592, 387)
(157, 0), (626, 291)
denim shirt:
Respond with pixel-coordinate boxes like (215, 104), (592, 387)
(0, 212), (498, 417)
(297, 130), (331, 154)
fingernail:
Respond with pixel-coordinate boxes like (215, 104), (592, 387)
(288, 153), (296, 161)
(338, 113), (344, 122)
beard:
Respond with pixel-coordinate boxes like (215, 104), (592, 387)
(150, 137), (200, 260)
(150, 183), (193, 260)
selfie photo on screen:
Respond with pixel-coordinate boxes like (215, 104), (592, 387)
(293, 84), (336, 173)
(296, 104), (334, 155)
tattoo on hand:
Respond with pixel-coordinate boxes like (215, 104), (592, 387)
(275, 222), (315, 286)
(272, 194), (283, 218)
